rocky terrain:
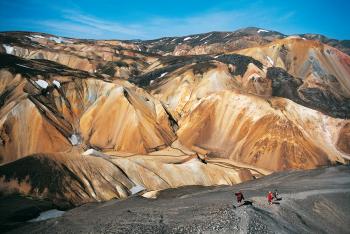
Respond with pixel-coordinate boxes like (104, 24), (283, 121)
(128, 27), (350, 56)
(5, 165), (350, 233)
(0, 27), (349, 232)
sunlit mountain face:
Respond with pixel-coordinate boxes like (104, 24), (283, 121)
(0, 26), (349, 233)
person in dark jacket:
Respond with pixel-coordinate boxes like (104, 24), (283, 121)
(235, 191), (245, 204)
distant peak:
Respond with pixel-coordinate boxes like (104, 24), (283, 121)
(234, 27), (284, 36)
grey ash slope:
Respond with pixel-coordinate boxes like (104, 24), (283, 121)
(9, 166), (350, 234)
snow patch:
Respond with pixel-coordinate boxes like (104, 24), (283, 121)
(223, 33), (231, 38)
(266, 56), (274, 66)
(29, 209), (65, 222)
(287, 35), (302, 39)
(32, 35), (45, 39)
(69, 134), (80, 146)
(183, 37), (192, 41)
(115, 86), (124, 94)
(142, 190), (159, 199)
(26, 35), (45, 41)
(53, 80), (61, 88)
(184, 158), (201, 173)
(82, 149), (109, 159)
(35, 79), (49, 89)
(49, 37), (63, 43)
(25, 36), (34, 40)
(16, 64), (33, 69)
(49, 36), (73, 44)
(150, 80), (154, 85)
(257, 29), (269, 33)
(159, 72), (168, 78)
(200, 33), (213, 41)
(3, 44), (14, 54)
(130, 185), (146, 195)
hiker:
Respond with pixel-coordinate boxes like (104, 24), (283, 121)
(235, 191), (245, 204)
(273, 189), (279, 200)
(267, 191), (273, 205)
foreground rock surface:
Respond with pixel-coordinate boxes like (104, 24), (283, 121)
(7, 165), (350, 234)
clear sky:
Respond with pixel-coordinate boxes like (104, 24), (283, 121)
(0, 0), (348, 40)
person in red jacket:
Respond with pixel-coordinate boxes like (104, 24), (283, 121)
(267, 191), (274, 205)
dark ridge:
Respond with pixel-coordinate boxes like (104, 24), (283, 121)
(130, 55), (213, 87)
(299, 88), (350, 118)
(340, 40), (350, 47)
(0, 33), (41, 48)
(0, 54), (90, 78)
(161, 103), (179, 132)
(0, 194), (56, 232)
(0, 31), (52, 37)
(95, 59), (143, 79)
(0, 85), (17, 109)
(123, 47), (162, 58)
(27, 94), (73, 139)
(267, 67), (350, 119)
(0, 34), (24, 45)
(97, 61), (129, 77)
(130, 54), (263, 87)
(267, 67), (303, 101)
(130, 66), (178, 87)
(278, 44), (290, 69)
(191, 61), (217, 74)
(215, 54), (263, 76)
(122, 88), (130, 102)
(0, 155), (85, 196)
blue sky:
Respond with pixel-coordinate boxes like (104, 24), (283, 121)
(0, 0), (348, 40)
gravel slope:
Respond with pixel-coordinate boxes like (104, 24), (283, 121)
(7, 165), (350, 234)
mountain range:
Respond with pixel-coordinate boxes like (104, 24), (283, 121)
(0, 27), (349, 222)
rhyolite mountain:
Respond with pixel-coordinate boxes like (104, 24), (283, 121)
(0, 27), (349, 210)
(128, 27), (350, 56)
